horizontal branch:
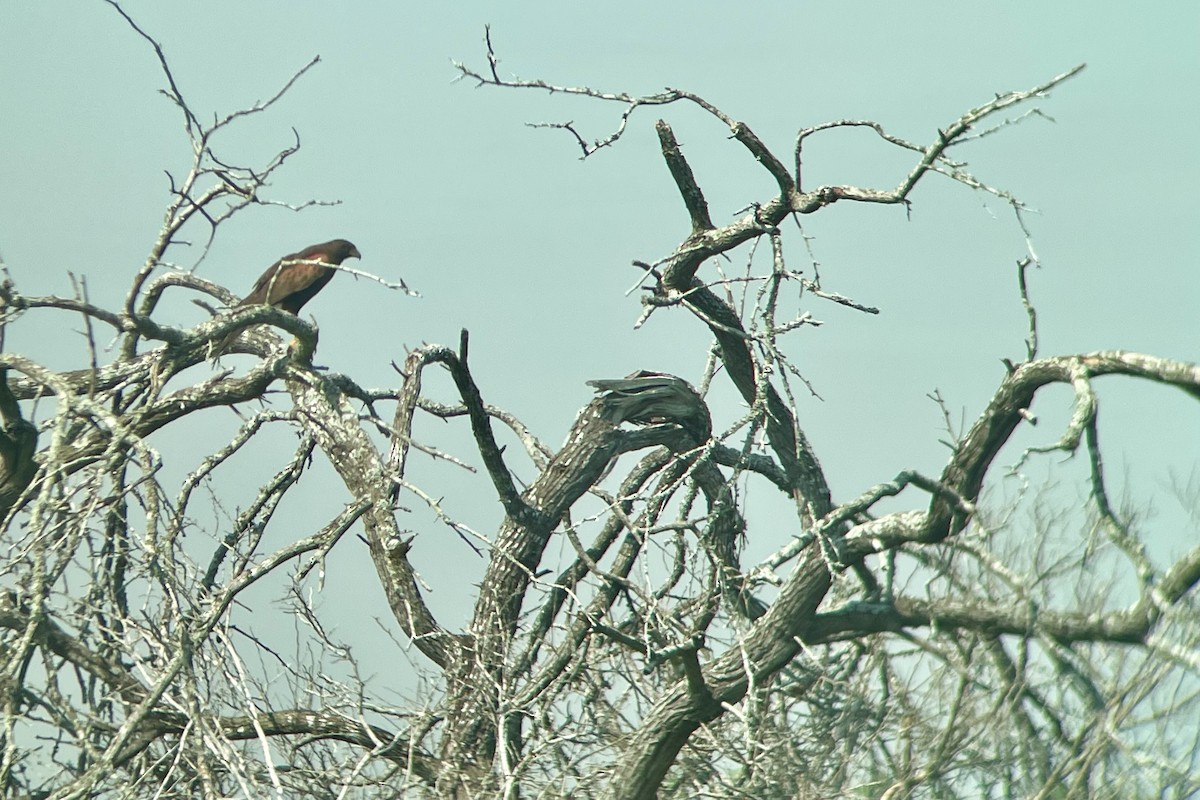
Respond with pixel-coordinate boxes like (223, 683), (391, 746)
(805, 531), (1200, 645)
(116, 708), (435, 784)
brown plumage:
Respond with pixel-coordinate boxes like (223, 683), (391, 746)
(238, 239), (361, 313)
(214, 239), (360, 354)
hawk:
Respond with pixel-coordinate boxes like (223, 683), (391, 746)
(588, 370), (712, 443)
(214, 239), (360, 354)
(238, 239), (361, 313)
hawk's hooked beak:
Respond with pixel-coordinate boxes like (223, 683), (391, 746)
(348, 245), (362, 260)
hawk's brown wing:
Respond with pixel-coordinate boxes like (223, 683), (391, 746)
(238, 240), (358, 314)
(212, 239), (360, 356)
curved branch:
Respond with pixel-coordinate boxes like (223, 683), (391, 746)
(287, 361), (461, 669)
(804, 534), (1200, 645)
(386, 339), (540, 531)
(926, 352), (1200, 546)
(448, 331), (541, 527)
(114, 709), (435, 784)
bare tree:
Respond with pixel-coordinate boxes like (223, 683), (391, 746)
(2, 9), (1199, 800)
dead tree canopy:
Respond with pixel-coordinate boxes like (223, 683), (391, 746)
(2, 11), (1199, 800)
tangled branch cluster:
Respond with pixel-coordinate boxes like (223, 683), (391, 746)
(1, 12), (1198, 800)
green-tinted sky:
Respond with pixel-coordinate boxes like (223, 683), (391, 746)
(1, 2), (1197, 674)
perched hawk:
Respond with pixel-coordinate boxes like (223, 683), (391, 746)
(588, 370), (712, 443)
(214, 239), (360, 354)
(238, 239), (361, 313)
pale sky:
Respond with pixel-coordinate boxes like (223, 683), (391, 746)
(1, 2), (1197, 683)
